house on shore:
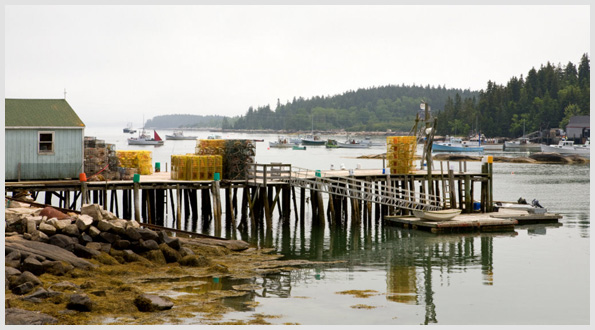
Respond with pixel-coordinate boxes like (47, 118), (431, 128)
(5, 98), (85, 181)
(565, 115), (590, 143)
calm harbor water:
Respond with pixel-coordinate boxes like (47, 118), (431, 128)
(84, 127), (590, 325)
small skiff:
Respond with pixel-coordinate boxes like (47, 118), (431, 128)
(412, 209), (462, 221)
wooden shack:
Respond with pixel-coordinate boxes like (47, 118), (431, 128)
(5, 98), (85, 181)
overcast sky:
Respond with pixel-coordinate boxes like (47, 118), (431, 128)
(4, 5), (591, 127)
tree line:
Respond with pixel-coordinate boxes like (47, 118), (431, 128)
(231, 85), (478, 133)
(438, 53), (590, 137)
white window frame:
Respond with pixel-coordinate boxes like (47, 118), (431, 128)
(38, 131), (55, 154)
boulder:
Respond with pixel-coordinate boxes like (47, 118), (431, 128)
(87, 225), (101, 238)
(81, 204), (103, 220)
(136, 228), (159, 241)
(6, 266), (22, 278)
(179, 255), (211, 267)
(41, 260), (74, 276)
(124, 226), (142, 241)
(12, 281), (36, 295)
(179, 247), (195, 257)
(79, 233), (94, 245)
(48, 234), (76, 251)
(159, 243), (182, 263)
(122, 249), (141, 262)
(158, 231), (181, 250)
(38, 222), (57, 236)
(67, 293), (93, 311)
(5, 250), (22, 268)
(73, 244), (101, 259)
(5, 308), (58, 325)
(21, 287), (63, 303)
(113, 239), (131, 250)
(99, 231), (119, 244)
(75, 215), (94, 232)
(126, 219), (141, 229)
(133, 294), (174, 312)
(39, 207), (70, 220)
(21, 256), (44, 275)
(6, 235), (95, 270)
(96, 220), (113, 232)
(30, 230), (49, 243)
(143, 250), (166, 265)
(62, 224), (80, 237)
(47, 218), (72, 231)
(109, 220), (127, 234)
(25, 218), (38, 234)
(100, 209), (118, 220)
(139, 239), (160, 251)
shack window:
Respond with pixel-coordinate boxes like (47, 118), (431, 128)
(38, 131), (55, 154)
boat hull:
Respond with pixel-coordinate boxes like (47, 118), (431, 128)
(540, 144), (590, 156)
(128, 139), (164, 145)
(165, 136), (197, 140)
(432, 143), (483, 152)
(412, 209), (462, 221)
(301, 139), (325, 146)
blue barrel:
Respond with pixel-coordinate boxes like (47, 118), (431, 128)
(473, 202), (481, 211)
(133, 173), (140, 183)
(214, 172), (220, 181)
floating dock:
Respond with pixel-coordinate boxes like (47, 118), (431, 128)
(384, 208), (563, 234)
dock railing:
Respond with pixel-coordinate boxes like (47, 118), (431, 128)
(246, 163), (292, 186)
(288, 166), (442, 212)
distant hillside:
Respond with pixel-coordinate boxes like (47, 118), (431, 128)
(232, 84), (479, 132)
(144, 114), (224, 129)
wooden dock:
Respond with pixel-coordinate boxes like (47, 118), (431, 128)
(4, 160), (503, 239)
(384, 208), (562, 233)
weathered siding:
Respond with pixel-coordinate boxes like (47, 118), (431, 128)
(5, 128), (83, 180)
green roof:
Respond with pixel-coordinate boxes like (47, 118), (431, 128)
(5, 99), (85, 127)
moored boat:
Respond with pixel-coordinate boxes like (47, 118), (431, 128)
(540, 138), (590, 157)
(432, 136), (483, 152)
(504, 137), (541, 151)
(123, 122), (136, 134)
(165, 130), (198, 140)
(128, 130), (164, 146)
(292, 145), (306, 150)
(412, 209), (462, 221)
(269, 137), (295, 148)
(301, 134), (325, 145)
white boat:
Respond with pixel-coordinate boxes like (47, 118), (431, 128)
(463, 136), (503, 151)
(325, 139), (371, 149)
(165, 130), (198, 140)
(269, 137), (295, 148)
(504, 137), (541, 151)
(433, 137), (484, 152)
(123, 122), (136, 134)
(412, 209), (462, 221)
(128, 130), (164, 146)
(363, 137), (386, 147)
(495, 202), (547, 214)
(540, 138), (590, 157)
(207, 134), (222, 140)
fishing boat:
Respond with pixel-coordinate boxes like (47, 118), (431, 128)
(463, 135), (503, 151)
(128, 130), (164, 146)
(207, 134), (222, 140)
(363, 136), (386, 147)
(301, 134), (325, 145)
(504, 137), (541, 151)
(123, 122), (136, 134)
(292, 145), (306, 150)
(269, 137), (295, 148)
(325, 139), (371, 149)
(540, 138), (590, 156)
(165, 130), (198, 140)
(432, 136), (483, 152)
(412, 209), (462, 221)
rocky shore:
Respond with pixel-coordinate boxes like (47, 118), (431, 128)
(5, 200), (336, 325)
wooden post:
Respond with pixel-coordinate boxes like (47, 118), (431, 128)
(176, 186), (182, 230)
(464, 175), (472, 213)
(300, 187), (305, 225)
(212, 181), (222, 237)
(133, 182), (141, 222)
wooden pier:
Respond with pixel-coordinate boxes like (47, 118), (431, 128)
(6, 160), (553, 238)
(385, 208), (562, 233)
